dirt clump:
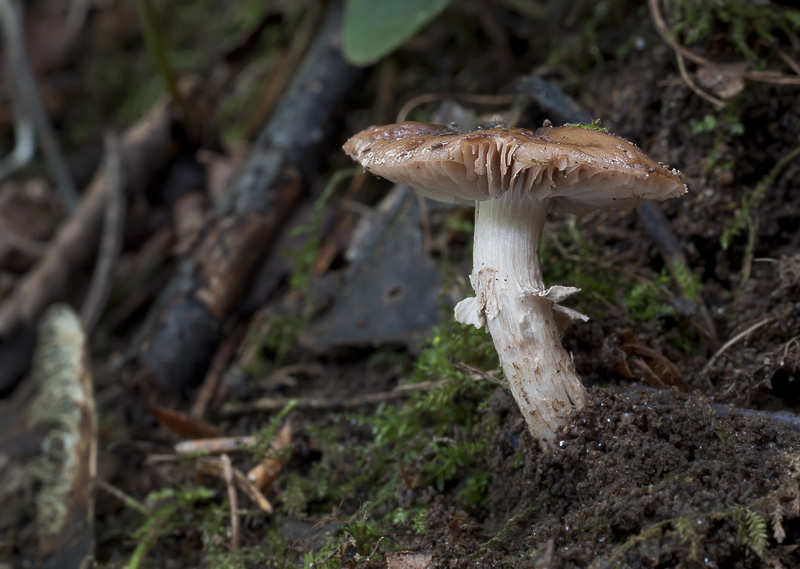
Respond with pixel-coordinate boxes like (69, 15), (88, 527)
(424, 387), (800, 568)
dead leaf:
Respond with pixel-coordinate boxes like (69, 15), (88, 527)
(603, 330), (687, 390)
(150, 407), (223, 439)
(696, 62), (748, 99)
(247, 420), (293, 490)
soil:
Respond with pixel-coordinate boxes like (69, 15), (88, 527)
(2, 1), (800, 568)
(428, 387), (800, 568)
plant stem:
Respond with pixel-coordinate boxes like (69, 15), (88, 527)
(134, 0), (196, 133)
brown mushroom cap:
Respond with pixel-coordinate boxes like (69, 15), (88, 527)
(343, 122), (686, 213)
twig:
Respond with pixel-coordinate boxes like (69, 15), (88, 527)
(221, 366), (502, 416)
(675, 47), (725, 107)
(95, 479), (150, 515)
(220, 381), (444, 416)
(713, 404), (800, 431)
(221, 454), (240, 550)
(0, 0), (79, 210)
(0, 98), (173, 393)
(247, 421), (292, 490)
(0, 79), (35, 179)
(0, 223), (46, 259)
(366, 536), (385, 562)
(196, 457), (273, 513)
(649, 0), (726, 107)
(64, 0), (91, 45)
(134, 0), (197, 135)
(190, 324), (246, 418)
(744, 69), (800, 86)
(450, 358), (506, 387)
(81, 133), (125, 333)
(256, 362), (326, 389)
(777, 336), (799, 368)
(703, 317), (775, 375)
(649, 0), (800, 98)
(776, 47), (800, 77)
(174, 436), (256, 455)
(648, 0), (711, 67)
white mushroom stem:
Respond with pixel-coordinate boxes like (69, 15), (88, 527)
(454, 190), (587, 448)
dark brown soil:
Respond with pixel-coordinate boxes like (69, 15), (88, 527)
(427, 387), (800, 568)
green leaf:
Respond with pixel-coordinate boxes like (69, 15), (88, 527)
(343, 0), (454, 66)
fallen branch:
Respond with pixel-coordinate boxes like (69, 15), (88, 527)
(135, 0), (361, 391)
(0, 100), (174, 393)
(95, 480), (150, 516)
(80, 132), (125, 333)
(0, 0), (79, 209)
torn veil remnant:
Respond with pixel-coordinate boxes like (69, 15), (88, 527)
(344, 121), (686, 448)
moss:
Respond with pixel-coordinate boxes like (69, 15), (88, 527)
(261, 319), (501, 560)
(668, 0), (800, 62)
(624, 261), (702, 322)
(689, 105), (746, 180)
(70, 0), (291, 150)
(721, 144), (800, 278)
(541, 219), (620, 315)
(624, 271), (675, 321)
(126, 485), (218, 569)
(670, 260), (703, 301)
(608, 457), (800, 565)
(563, 118), (607, 131)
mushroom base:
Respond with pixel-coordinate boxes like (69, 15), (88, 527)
(455, 191), (587, 448)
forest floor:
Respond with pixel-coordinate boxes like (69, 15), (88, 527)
(1, 1), (800, 568)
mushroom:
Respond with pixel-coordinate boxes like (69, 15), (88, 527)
(343, 122), (686, 448)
